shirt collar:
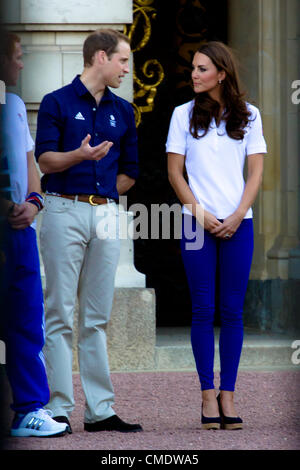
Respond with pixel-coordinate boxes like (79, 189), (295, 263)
(72, 75), (114, 102)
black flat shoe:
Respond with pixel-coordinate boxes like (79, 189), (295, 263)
(217, 394), (243, 430)
(53, 415), (72, 434)
(84, 415), (143, 433)
(201, 405), (221, 430)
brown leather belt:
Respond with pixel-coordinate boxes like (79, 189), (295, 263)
(57, 194), (108, 206)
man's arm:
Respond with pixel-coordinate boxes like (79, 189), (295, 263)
(38, 135), (113, 174)
(8, 150), (40, 229)
(116, 174), (135, 195)
(27, 149), (41, 194)
(115, 104), (139, 195)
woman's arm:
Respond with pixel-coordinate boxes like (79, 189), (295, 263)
(211, 153), (264, 238)
(167, 152), (222, 232)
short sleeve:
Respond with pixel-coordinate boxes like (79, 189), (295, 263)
(166, 105), (189, 156)
(118, 103), (139, 180)
(18, 98), (34, 152)
(245, 106), (267, 156)
(35, 93), (62, 160)
(25, 116), (34, 152)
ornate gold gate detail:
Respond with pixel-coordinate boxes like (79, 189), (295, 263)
(124, 0), (164, 126)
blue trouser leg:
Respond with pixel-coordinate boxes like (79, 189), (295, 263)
(218, 218), (254, 391)
(1, 225), (50, 414)
(181, 216), (217, 390)
(181, 216), (253, 392)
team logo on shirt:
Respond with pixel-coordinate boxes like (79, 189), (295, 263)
(75, 112), (85, 120)
(109, 115), (116, 127)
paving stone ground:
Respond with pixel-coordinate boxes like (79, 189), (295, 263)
(1, 369), (300, 456)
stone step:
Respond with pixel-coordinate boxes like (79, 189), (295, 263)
(154, 327), (300, 371)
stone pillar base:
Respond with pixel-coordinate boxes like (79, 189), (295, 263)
(289, 246), (300, 280)
(243, 279), (300, 333)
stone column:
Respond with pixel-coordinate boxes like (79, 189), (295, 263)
(259, 0), (300, 280)
(228, 0), (300, 280)
(287, 0), (300, 281)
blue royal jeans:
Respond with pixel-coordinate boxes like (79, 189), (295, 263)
(181, 215), (254, 391)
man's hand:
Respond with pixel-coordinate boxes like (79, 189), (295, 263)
(8, 202), (38, 230)
(38, 135), (114, 174)
(80, 134), (113, 161)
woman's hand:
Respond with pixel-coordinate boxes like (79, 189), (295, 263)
(210, 210), (244, 239)
(203, 210), (223, 233)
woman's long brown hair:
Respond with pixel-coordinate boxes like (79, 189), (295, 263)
(189, 41), (252, 140)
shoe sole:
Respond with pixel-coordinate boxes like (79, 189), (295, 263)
(223, 423), (243, 430)
(202, 423), (221, 430)
(11, 428), (67, 437)
(84, 427), (143, 433)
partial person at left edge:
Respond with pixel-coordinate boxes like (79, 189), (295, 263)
(0, 31), (68, 438)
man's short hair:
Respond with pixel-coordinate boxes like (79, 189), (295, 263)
(0, 31), (21, 81)
(83, 29), (130, 67)
(0, 31), (21, 60)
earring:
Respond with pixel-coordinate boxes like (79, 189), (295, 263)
(218, 80), (222, 84)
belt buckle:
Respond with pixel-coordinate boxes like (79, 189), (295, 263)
(88, 195), (98, 206)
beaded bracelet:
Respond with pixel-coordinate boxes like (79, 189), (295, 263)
(25, 192), (45, 211)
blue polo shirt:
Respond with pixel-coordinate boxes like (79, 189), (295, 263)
(35, 75), (139, 199)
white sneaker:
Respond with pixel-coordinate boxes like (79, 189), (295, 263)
(11, 409), (68, 437)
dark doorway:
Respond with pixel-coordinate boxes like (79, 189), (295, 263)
(127, 0), (228, 326)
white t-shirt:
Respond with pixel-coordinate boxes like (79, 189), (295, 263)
(166, 101), (267, 219)
(2, 92), (34, 205)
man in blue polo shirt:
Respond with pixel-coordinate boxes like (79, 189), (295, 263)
(35, 29), (141, 433)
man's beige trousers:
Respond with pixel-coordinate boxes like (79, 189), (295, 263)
(40, 195), (120, 423)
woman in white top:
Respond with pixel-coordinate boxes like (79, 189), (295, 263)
(166, 41), (267, 430)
